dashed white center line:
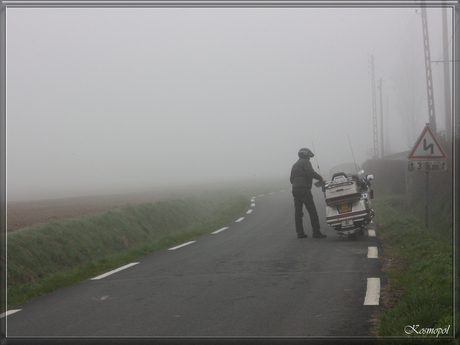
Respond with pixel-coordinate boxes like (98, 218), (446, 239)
(251, 203), (255, 207)
(92, 295), (116, 301)
(367, 246), (378, 258)
(0, 309), (21, 318)
(91, 262), (140, 280)
(168, 241), (196, 251)
(246, 209), (253, 214)
(368, 229), (376, 237)
(364, 278), (380, 305)
(235, 217), (245, 222)
(212, 227), (229, 234)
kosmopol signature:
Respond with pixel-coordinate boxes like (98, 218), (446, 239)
(404, 325), (450, 337)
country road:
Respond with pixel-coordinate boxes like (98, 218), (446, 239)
(5, 187), (384, 339)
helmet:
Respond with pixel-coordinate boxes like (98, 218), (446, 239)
(298, 148), (314, 158)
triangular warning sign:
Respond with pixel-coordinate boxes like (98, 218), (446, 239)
(408, 125), (446, 159)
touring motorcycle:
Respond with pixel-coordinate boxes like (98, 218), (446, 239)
(321, 166), (375, 240)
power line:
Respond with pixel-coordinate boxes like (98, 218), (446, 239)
(379, 9), (418, 65)
(432, 12), (459, 63)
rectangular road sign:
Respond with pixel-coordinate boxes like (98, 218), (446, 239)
(408, 160), (447, 172)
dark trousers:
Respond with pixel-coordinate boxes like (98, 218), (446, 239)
(292, 188), (320, 234)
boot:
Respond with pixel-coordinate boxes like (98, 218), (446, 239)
(297, 232), (308, 239)
(312, 231), (327, 239)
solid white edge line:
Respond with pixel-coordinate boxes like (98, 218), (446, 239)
(368, 246), (378, 258)
(168, 241), (196, 251)
(91, 262), (140, 280)
(235, 217), (244, 222)
(368, 229), (376, 237)
(364, 278), (380, 305)
(246, 209), (253, 214)
(212, 227), (229, 234)
(0, 309), (21, 318)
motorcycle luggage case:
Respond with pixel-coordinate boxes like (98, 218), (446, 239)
(324, 176), (361, 205)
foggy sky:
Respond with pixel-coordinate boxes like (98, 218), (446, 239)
(5, 4), (454, 201)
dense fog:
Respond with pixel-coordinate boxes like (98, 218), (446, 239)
(5, 5), (453, 201)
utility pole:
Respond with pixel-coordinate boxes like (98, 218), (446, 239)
(420, 3), (437, 132)
(442, 4), (451, 140)
(378, 78), (384, 158)
(385, 94), (391, 154)
(370, 55), (378, 159)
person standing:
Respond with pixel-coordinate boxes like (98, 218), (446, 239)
(290, 148), (327, 239)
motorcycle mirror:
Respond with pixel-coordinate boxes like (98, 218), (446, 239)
(366, 174), (374, 181)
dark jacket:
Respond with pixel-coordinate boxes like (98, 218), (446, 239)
(290, 157), (323, 189)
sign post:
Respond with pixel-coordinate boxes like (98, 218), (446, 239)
(407, 124), (446, 228)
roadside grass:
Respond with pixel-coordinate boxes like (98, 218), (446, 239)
(4, 188), (259, 309)
(373, 195), (454, 344)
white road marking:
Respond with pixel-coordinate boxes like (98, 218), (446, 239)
(167, 241), (196, 251)
(367, 246), (378, 258)
(0, 309), (21, 318)
(212, 227), (229, 234)
(235, 217), (245, 222)
(246, 209), (253, 214)
(368, 229), (376, 237)
(91, 262), (140, 280)
(364, 278), (380, 305)
(251, 203), (255, 207)
(92, 295), (116, 301)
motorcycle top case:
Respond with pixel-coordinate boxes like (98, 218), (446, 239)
(324, 175), (361, 206)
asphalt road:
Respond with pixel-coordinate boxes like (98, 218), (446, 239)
(5, 187), (384, 339)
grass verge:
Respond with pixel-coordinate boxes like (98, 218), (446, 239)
(4, 188), (255, 309)
(373, 195), (455, 344)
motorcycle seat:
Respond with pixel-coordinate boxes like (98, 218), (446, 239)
(332, 172), (348, 182)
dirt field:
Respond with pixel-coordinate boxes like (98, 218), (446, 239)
(6, 184), (213, 232)
(6, 179), (284, 233)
